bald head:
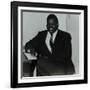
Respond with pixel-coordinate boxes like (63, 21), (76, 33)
(46, 14), (59, 34)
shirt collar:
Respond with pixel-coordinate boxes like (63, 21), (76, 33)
(47, 30), (58, 42)
(48, 30), (58, 36)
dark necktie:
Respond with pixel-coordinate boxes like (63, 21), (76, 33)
(50, 34), (54, 53)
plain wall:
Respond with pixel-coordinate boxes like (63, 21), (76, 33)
(66, 14), (79, 74)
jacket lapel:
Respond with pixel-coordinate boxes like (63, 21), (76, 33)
(42, 30), (62, 56)
(42, 31), (52, 55)
(53, 30), (60, 45)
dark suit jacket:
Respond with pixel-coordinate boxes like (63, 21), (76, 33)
(25, 30), (75, 76)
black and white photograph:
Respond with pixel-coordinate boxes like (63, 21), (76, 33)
(11, 1), (87, 88)
(22, 12), (76, 77)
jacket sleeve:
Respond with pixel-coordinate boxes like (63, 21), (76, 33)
(65, 33), (72, 60)
(24, 32), (41, 53)
(55, 33), (75, 74)
(64, 34), (75, 74)
(54, 33), (72, 61)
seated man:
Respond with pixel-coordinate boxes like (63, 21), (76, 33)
(24, 14), (75, 76)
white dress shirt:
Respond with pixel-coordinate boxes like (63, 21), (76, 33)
(45, 30), (58, 53)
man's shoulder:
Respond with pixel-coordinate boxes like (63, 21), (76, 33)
(39, 30), (47, 33)
(38, 30), (48, 35)
(58, 30), (71, 40)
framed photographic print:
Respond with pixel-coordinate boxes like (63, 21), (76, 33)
(11, 1), (88, 88)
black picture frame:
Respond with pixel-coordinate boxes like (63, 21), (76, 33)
(11, 1), (88, 88)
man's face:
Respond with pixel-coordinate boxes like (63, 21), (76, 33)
(47, 18), (58, 34)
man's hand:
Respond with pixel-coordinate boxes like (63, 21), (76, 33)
(29, 48), (37, 56)
(23, 47), (37, 60)
(24, 47), (37, 57)
(24, 41), (38, 57)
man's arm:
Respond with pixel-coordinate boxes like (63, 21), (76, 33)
(24, 32), (41, 56)
(64, 34), (75, 74)
(23, 32), (41, 76)
(55, 33), (75, 74)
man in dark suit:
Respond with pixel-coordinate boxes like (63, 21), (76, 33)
(25, 14), (75, 76)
